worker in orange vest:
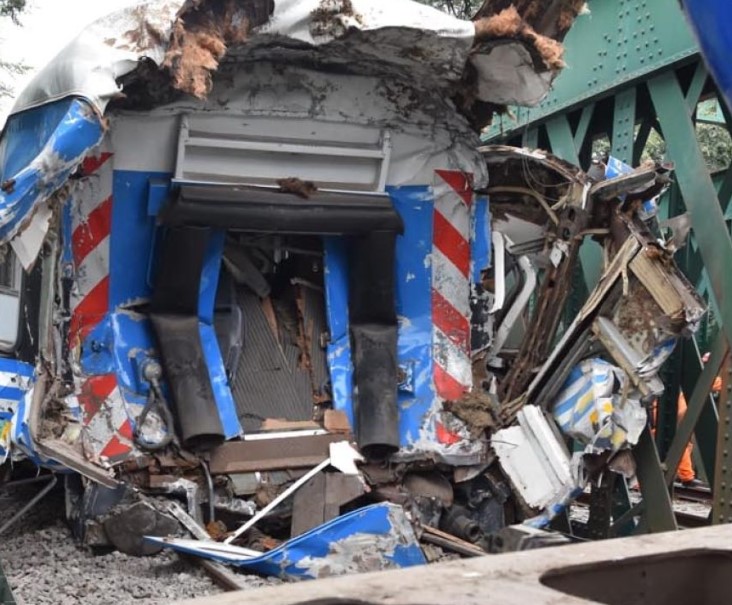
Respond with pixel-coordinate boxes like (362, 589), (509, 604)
(676, 352), (721, 487)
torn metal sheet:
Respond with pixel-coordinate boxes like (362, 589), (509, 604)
(470, 42), (554, 106)
(477, 145), (593, 405)
(9, 0), (576, 139)
(9, 382), (67, 473)
(0, 359), (34, 464)
(517, 160), (705, 414)
(146, 503), (426, 580)
(552, 358), (647, 455)
(493, 405), (579, 512)
(0, 99), (105, 263)
(9, 1), (470, 118)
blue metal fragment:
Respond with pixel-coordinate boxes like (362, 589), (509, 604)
(146, 503), (426, 581)
(390, 186), (436, 449)
(0, 98), (104, 245)
(0, 359), (34, 463)
(199, 229), (241, 439)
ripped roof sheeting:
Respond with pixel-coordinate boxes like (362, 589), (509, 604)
(10, 0), (582, 119)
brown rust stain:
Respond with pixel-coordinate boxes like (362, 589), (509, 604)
(294, 286), (313, 374)
(206, 520), (229, 540)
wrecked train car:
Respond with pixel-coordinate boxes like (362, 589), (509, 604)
(0, 0), (705, 580)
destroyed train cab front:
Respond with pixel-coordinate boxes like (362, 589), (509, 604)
(0, 0), (705, 581)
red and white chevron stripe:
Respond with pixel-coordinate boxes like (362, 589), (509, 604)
(67, 147), (134, 462)
(75, 374), (134, 461)
(69, 149), (113, 348)
(432, 170), (473, 403)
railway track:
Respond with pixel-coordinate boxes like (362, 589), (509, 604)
(672, 483), (712, 505)
(573, 483), (713, 531)
(675, 510), (710, 528)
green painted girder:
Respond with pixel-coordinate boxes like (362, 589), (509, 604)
(485, 0), (699, 141)
(648, 72), (732, 350)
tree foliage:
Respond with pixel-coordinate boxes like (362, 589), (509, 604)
(591, 105), (732, 175)
(0, 0), (27, 98)
(0, 0), (25, 24)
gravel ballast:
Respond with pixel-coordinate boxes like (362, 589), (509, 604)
(0, 483), (275, 605)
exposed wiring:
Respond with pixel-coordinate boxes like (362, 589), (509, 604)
(485, 186), (560, 225)
(133, 360), (175, 452)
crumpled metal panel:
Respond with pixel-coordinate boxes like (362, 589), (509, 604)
(552, 358), (647, 455)
(0, 98), (104, 254)
(0, 359), (34, 464)
(493, 405), (583, 528)
(146, 502), (426, 580)
(324, 186), (488, 464)
(10, 3), (183, 116)
(10, 0), (473, 118)
(198, 229), (242, 439)
(493, 405), (576, 510)
(9, 383), (66, 472)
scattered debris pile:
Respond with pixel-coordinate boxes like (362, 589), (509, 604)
(7, 147), (701, 582)
(0, 0), (705, 591)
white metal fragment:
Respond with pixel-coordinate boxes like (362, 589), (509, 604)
(493, 405), (575, 510)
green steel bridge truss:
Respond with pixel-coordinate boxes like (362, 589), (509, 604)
(486, 0), (732, 535)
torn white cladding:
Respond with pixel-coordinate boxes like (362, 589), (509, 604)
(470, 43), (554, 106)
(11, 2), (184, 115)
(10, 0), (474, 118)
(261, 0), (474, 54)
(493, 405), (575, 511)
(552, 357), (647, 455)
(10, 203), (52, 270)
